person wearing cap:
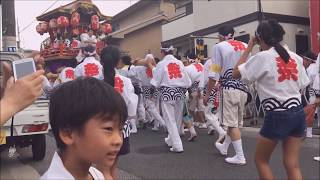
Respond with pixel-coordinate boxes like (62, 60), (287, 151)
(148, 45), (192, 153)
(204, 25), (248, 165)
(128, 54), (166, 131)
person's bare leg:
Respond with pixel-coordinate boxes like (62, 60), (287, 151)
(282, 136), (303, 180)
(255, 135), (277, 180)
(229, 127), (240, 141)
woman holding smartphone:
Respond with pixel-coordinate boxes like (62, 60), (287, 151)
(233, 19), (310, 180)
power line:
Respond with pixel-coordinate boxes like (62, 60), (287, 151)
(20, 0), (60, 33)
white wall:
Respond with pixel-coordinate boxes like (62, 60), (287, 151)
(204, 21), (310, 57)
(193, 0), (257, 31)
(261, 0), (309, 18)
(280, 22), (310, 52)
(162, 14), (194, 41)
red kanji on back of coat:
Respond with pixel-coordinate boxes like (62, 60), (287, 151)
(146, 68), (153, 78)
(276, 57), (298, 82)
(167, 63), (182, 79)
(84, 63), (99, 77)
(65, 69), (75, 79)
(228, 40), (246, 51)
(193, 63), (203, 72)
(114, 76), (124, 94)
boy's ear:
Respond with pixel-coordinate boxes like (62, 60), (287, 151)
(59, 128), (76, 146)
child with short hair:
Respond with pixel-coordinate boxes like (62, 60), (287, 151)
(41, 77), (127, 180)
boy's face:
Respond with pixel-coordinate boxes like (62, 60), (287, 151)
(65, 115), (123, 167)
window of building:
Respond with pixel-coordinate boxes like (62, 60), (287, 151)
(169, 0), (193, 22)
(295, 34), (308, 55)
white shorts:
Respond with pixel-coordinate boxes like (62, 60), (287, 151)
(221, 88), (247, 128)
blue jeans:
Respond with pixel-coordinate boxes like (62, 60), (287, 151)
(260, 106), (306, 140)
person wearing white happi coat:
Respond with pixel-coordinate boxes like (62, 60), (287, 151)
(233, 20), (311, 178)
(301, 51), (319, 137)
(118, 55), (146, 130)
(203, 25), (248, 165)
(75, 56), (104, 80)
(127, 54), (166, 131)
(149, 46), (192, 152)
(184, 53), (205, 140)
(199, 59), (226, 142)
(113, 72), (138, 139)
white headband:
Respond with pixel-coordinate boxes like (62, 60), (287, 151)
(187, 56), (196, 63)
(160, 45), (174, 52)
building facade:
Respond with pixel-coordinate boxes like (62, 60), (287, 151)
(162, 0), (311, 58)
(110, 0), (175, 58)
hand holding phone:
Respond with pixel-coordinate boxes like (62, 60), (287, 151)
(12, 58), (36, 81)
(1, 70), (44, 122)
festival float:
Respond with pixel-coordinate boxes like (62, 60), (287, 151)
(36, 0), (112, 73)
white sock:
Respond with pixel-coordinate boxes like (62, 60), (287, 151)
(189, 126), (197, 136)
(223, 135), (231, 151)
(306, 127), (313, 137)
(130, 119), (137, 131)
(232, 139), (245, 159)
(211, 118), (226, 136)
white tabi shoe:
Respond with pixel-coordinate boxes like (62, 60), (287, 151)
(215, 142), (227, 156)
(225, 155), (246, 165)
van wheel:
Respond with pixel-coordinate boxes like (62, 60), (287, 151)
(32, 134), (46, 161)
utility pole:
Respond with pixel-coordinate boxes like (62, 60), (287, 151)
(17, 18), (21, 49)
(257, 0), (263, 23)
(2, 0), (17, 52)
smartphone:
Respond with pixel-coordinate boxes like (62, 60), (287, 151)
(12, 58), (36, 81)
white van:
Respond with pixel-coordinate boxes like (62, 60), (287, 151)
(0, 99), (50, 161)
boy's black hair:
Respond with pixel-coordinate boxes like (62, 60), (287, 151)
(218, 25), (235, 37)
(49, 77), (127, 150)
(121, 55), (132, 66)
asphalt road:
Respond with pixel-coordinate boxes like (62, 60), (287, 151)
(1, 127), (319, 180)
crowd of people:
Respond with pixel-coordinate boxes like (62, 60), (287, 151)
(0, 19), (319, 180)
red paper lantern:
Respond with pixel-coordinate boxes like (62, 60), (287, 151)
(91, 15), (99, 30)
(49, 19), (57, 29)
(57, 16), (69, 28)
(102, 23), (112, 34)
(71, 12), (80, 27)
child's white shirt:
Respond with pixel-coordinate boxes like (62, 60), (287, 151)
(41, 152), (104, 180)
